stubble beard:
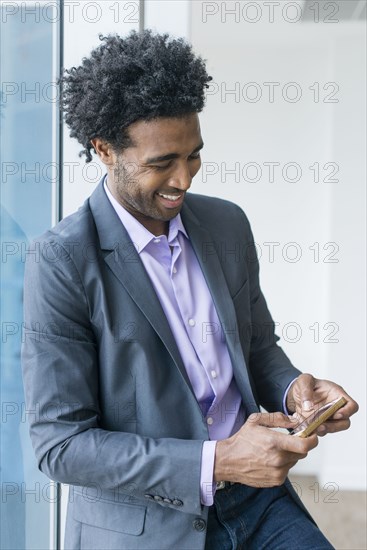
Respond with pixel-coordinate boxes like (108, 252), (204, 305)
(113, 157), (177, 222)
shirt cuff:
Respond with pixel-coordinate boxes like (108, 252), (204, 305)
(283, 377), (299, 414)
(200, 440), (217, 506)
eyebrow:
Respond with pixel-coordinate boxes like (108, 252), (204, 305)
(143, 141), (204, 164)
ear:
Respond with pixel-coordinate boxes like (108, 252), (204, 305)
(90, 138), (116, 165)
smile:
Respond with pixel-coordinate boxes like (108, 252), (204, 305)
(157, 193), (183, 202)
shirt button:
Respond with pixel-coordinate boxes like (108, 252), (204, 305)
(172, 266), (177, 274)
(193, 519), (206, 532)
(210, 370), (217, 379)
(188, 319), (196, 327)
(153, 238), (161, 243)
(207, 417), (214, 425)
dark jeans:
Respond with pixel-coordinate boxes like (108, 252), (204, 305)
(205, 483), (334, 550)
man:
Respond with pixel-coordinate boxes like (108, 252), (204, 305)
(22, 30), (358, 549)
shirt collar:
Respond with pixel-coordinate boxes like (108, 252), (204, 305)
(103, 176), (188, 254)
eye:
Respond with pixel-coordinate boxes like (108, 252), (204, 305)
(151, 161), (172, 170)
(189, 153), (201, 160)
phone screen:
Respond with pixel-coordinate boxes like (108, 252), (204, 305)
(290, 397), (347, 437)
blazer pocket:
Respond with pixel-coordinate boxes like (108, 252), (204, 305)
(73, 492), (146, 536)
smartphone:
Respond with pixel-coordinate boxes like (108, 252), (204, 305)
(290, 396), (347, 438)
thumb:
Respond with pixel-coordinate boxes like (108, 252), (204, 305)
(296, 374), (316, 413)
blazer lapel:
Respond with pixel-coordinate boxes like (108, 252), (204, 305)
(89, 180), (196, 395)
(181, 201), (258, 413)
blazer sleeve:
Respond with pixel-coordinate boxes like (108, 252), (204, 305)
(21, 238), (204, 516)
(239, 209), (302, 412)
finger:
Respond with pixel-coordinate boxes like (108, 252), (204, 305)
(316, 418), (351, 435)
(296, 374), (316, 412)
(332, 396), (359, 419)
(247, 412), (295, 429)
(316, 424), (327, 436)
(282, 451), (308, 463)
(277, 432), (319, 454)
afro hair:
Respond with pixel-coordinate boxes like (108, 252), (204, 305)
(60, 30), (212, 162)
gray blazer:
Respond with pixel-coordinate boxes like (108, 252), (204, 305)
(22, 180), (303, 549)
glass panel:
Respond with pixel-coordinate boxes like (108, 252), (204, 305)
(0, 3), (59, 548)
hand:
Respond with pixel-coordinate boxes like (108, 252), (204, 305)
(286, 374), (359, 436)
(214, 412), (318, 487)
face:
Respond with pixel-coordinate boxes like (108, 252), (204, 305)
(95, 114), (203, 236)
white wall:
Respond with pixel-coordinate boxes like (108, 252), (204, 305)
(320, 32), (366, 489)
(144, 0), (190, 37)
(190, 1), (366, 489)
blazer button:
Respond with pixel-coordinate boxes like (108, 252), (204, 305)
(193, 519), (206, 532)
(153, 495), (163, 502)
(144, 494), (154, 500)
(163, 498), (172, 504)
(172, 499), (183, 507)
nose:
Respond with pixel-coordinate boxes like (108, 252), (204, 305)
(168, 161), (192, 191)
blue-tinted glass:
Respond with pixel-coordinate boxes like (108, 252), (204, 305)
(1, 5), (56, 549)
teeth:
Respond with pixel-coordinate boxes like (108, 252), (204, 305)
(158, 193), (182, 201)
